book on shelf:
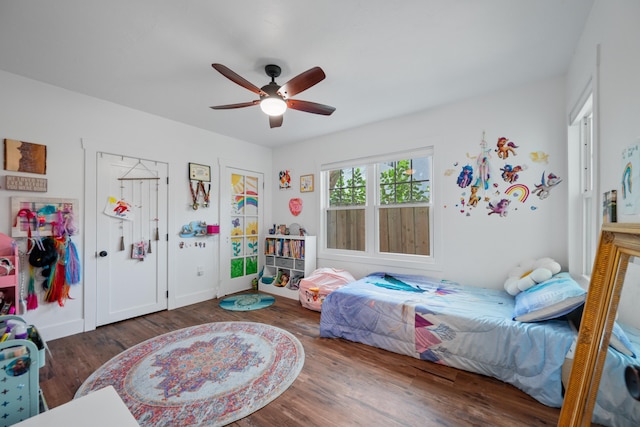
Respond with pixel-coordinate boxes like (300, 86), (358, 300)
(603, 190), (617, 223)
(264, 236), (307, 259)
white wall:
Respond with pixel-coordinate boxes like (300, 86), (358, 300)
(0, 70), (272, 340)
(566, 0), (640, 327)
(272, 76), (568, 289)
(7, 0), (635, 338)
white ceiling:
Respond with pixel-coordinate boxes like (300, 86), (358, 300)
(0, 1), (594, 148)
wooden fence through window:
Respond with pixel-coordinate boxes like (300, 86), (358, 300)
(326, 206), (429, 255)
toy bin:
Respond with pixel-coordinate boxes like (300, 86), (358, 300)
(0, 339), (41, 426)
(299, 268), (356, 311)
(0, 316), (45, 368)
(0, 315), (46, 426)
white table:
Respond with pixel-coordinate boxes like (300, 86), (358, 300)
(14, 386), (140, 427)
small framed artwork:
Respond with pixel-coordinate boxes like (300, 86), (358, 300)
(300, 174), (314, 192)
(189, 163), (211, 182)
(279, 170), (292, 189)
(4, 139), (47, 174)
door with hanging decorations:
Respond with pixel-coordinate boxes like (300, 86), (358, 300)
(96, 153), (168, 326)
(219, 166), (263, 296)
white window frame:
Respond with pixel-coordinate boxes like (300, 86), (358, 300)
(568, 90), (598, 284)
(580, 110), (596, 275)
(319, 147), (438, 271)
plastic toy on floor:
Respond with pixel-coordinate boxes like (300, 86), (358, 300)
(299, 268), (356, 311)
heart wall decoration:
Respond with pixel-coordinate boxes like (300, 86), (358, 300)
(289, 198), (303, 216)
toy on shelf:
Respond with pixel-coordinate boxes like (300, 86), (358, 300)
(179, 221), (219, 237)
(268, 223), (306, 236)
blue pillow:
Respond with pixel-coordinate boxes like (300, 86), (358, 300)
(513, 272), (586, 322)
(610, 321), (636, 357)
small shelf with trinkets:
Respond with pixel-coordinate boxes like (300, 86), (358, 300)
(262, 233), (316, 300)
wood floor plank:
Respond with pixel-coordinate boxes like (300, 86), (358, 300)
(38, 293), (564, 426)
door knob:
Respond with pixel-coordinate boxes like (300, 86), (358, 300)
(98, 250), (108, 257)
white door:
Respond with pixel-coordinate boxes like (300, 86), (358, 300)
(219, 166), (263, 296)
(96, 153), (168, 326)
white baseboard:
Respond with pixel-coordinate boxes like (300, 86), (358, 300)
(171, 290), (217, 309)
(37, 319), (85, 342)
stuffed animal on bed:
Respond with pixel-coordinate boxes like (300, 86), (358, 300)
(504, 257), (562, 296)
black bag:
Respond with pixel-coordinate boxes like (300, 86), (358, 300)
(29, 237), (58, 267)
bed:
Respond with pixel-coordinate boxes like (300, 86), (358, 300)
(319, 272), (640, 427)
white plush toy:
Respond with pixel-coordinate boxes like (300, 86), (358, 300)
(504, 257), (562, 296)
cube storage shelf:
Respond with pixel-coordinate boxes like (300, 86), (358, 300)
(262, 235), (316, 300)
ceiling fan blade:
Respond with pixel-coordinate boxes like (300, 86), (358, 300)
(269, 115), (283, 128)
(287, 99), (336, 116)
(212, 63), (267, 96)
(210, 100), (260, 110)
(277, 67), (326, 99)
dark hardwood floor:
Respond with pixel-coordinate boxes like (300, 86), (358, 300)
(39, 292), (563, 426)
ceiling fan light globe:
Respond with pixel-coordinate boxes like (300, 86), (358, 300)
(260, 98), (287, 116)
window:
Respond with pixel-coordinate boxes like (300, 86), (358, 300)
(568, 92), (597, 279)
(326, 166), (367, 251)
(579, 109), (596, 275)
(322, 149), (433, 264)
(378, 158), (431, 255)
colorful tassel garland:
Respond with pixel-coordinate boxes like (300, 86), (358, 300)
(27, 265), (38, 310)
(45, 260), (70, 307)
(65, 238), (81, 284)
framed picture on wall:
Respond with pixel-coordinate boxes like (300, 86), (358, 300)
(300, 174), (314, 192)
(4, 139), (47, 174)
(279, 170), (292, 189)
(189, 163), (211, 182)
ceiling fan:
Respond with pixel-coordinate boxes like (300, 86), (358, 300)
(210, 63), (336, 128)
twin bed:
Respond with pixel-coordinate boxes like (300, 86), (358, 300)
(319, 272), (640, 427)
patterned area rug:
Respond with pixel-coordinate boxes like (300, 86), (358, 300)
(75, 322), (305, 426)
(219, 293), (275, 311)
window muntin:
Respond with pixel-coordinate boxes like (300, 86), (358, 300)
(328, 166), (366, 207)
(379, 158), (431, 205)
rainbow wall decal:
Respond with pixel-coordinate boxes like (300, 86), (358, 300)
(505, 184), (530, 202)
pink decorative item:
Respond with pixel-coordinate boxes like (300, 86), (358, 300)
(289, 198), (303, 216)
(207, 225), (220, 234)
